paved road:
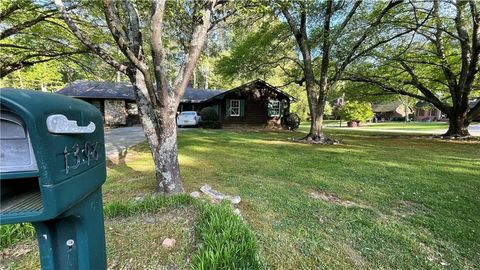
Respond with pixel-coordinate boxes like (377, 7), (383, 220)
(104, 126), (145, 157)
(469, 124), (480, 135)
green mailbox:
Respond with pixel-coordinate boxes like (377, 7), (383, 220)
(0, 89), (107, 269)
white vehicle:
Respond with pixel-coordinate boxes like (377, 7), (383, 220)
(177, 111), (201, 127)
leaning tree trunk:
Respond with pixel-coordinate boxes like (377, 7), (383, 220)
(130, 71), (184, 194)
(445, 113), (471, 137)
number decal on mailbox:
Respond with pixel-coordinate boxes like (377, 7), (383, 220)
(64, 141), (100, 174)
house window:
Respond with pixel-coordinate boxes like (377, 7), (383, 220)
(269, 100), (280, 117)
(268, 100), (282, 117)
(230, 100), (240, 116)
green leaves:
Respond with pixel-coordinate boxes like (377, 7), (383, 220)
(339, 101), (374, 122)
(216, 21), (293, 81)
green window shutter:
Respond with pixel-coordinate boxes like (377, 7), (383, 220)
(213, 104), (219, 115)
(225, 99), (230, 116)
(268, 100), (273, 117)
(240, 99), (245, 116)
(280, 100), (285, 117)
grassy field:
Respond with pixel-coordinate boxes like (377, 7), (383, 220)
(322, 120), (449, 130)
(2, 128), (480, 269)
(358, 122), (448, 130)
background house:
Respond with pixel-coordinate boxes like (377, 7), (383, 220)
(57, 79), (294, 128)
(56, 80), (138, 126)
(414, 101), (447, 121)
(371, 102), (411, 121)
(195, 80), (294, 128)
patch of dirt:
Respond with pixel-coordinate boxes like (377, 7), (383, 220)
(289, 137), (341, 145)
(309, 190), (369, 208)
(0, 207), (198, 270)
(106, 207), (197, 270)
(392, 200), (431, 217)
(0, 243), (35, 262)
(418, 242), (449, 267)
(343, 245), (366, 268)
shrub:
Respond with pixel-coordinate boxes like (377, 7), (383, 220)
(199, 107), (219, 122)
(282, 113), (301, 130)
(199, 107), (222, 129)
(339, 101), (373, 123)
(391, 117), (406, 122)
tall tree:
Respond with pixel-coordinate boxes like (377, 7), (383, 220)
(0, 0), (88, 78)
(217, 1), (421, 142)
(278, 0), (422, 142)
(348, 0), (480, 137)
(54, 0), (231, 193)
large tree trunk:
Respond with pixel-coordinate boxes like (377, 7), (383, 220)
(154, 111), (183, 193)
(304, 82), (330, 142)
(445, 114), (471, 137)
(131, 71), (184, 193)
(307, 99), (327, 141)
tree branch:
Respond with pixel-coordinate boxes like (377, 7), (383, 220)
(332, 0), (406, 83)
(0, 9), (56, 39)
(173, 0), (218, 105)
(103, 0), (148, 74)
(330, 1), (362, 45)
(53, 0), (127, 74)
(151, 0), (170, 99)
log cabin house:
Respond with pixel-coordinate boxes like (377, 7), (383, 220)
(57, 79), (294, 128)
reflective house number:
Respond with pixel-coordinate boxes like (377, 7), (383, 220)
(64, 141), (99, 174)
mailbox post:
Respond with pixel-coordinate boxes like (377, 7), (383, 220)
(0, 89), (107, 269)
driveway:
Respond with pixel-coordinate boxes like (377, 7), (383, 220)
(104, 126), (145, 157)
(104, 126), (194, 158)
(469, 123), (480, 136)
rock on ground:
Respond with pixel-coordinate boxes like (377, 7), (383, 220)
(162, 238), (176, 249)
(199, 184), (241, 204)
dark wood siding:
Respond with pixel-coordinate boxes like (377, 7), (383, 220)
(220, 88), (289, 127)
(178, 82), (291, 128)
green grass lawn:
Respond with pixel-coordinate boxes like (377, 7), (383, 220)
(2, 128), (479, 269)
(181, 129), (479, 269)
(359, 122), (448, 130)
(321, 121), (449, 130)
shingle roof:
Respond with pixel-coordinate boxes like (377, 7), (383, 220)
(415, 101), (433, 108)
(56, 80), (135, 100)
(56, 80), (225, 103)
(181, 88), (225, 103)
(205, 79), (296, 102)
(371, 102), (402, 112)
